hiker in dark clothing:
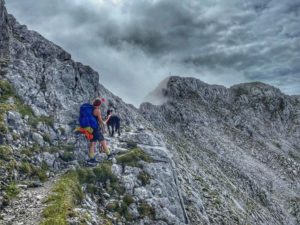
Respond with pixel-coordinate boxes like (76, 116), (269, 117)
(88, 98), (111, 163)
(106, 109), (121, 137)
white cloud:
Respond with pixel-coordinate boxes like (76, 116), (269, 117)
(5, 0), (300, 106)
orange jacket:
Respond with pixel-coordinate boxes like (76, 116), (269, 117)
(74, 127), (93, 140)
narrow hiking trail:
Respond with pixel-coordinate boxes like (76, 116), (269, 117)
(0, 178), (56, 225)
(0, 132), (132, 225)
(0, 130), (129, 225)
(0, 128), (188, 225)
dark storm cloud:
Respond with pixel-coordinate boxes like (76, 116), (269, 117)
(5, 0), (300, 106)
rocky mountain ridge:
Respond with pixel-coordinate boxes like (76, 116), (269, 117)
(0, 0), (299, 224)
(0, 0), (188, 224)
(140, 76), (300, 224)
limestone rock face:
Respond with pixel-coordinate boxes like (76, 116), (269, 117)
(1, 0), (300, 224)
(0, 0), (9, 76)
(1, 0), (143, 128)
(140, 76), (300, 225)
(0, 1), (187, 224)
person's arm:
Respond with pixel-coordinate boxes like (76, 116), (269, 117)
(104, 113), (112, 123)
(94, 109), (105, 130)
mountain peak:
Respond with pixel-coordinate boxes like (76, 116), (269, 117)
(230, 81), (284, 97)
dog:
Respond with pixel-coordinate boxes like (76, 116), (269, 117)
(106, 109), (121, 137)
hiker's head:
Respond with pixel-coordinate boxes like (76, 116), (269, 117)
(93, 98), (102, 107)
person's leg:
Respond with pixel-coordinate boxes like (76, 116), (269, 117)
(89, 126), (101, 160)
(100, 140), (110, 155)
(88, 142), (96, 159)
(96, 129), (110, 155)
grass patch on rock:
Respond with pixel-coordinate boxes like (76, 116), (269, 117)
(20, 145), (40, 157)
(138, 202), (155, 219)
(126, 140), (138, 149)
(5, 182), (20, 201)
(0, 80), (14, 100)
(19, 161), (48, 182)
(0, 79), (31, 119)
(137, 171), (151, 186)
(76, 162), (124, 195)
(60, 150), (75, 162)
(0, 80), (54, 137)
(0, 145), (12, 161)
(42, 134), (51, 143)
(116, 148), (152, 168)
(28, 115), (54, 128)
(106, 195), (135, 222)
(41, 170), (84, 225)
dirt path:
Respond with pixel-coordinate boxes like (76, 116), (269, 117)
(0, 178), (58, 225)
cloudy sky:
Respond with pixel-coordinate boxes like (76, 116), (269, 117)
(5, 0), (300, 106)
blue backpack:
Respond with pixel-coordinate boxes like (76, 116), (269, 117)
(79, 103), (98, 129)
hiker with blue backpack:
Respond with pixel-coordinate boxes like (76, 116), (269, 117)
(79, 98), (112, 163)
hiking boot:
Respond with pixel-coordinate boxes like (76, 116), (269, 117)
(87, 158), (99, 164)
(107, 153), (114, 160)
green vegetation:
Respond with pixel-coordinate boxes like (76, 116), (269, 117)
(106, 201), (118, 211)
(0, 79), (54, 136)
(117, 201), (133, 221)
(137, 171), (151, 186)
(0, 80), (14, 134)
(116, 148), (152, 168)
(5, 182), (20, 201)
(19, 161), (33, 174)
(60, 150), (75, 162)
(42, 134), (51, 143)
(7, 159), (18, 174)
(138, 203), (155, 219)
(99, 214), (114, 225)
(106, 195), (135, 221)
(77, 162), (124, 195)
(93, 163), (118, 183)
(40, 164), (126, 224)
(12, 133), (20, 140)
(28, 115), (54, 128)
(43, 143), (74, 154)
(76, 167), (96, 184)
(126, 140), (138, 149)
(19, 161), (48, 182)
(0, 145), (12, 161)
(14, 97), (34, 117)
(0, 79), (32, 123)
(41, 171), (84, 225)
(123, 194), (134, 206)
(79, 213), (91, 225)
(20, 145), (40, 157)
(0, 80), (14, 100)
